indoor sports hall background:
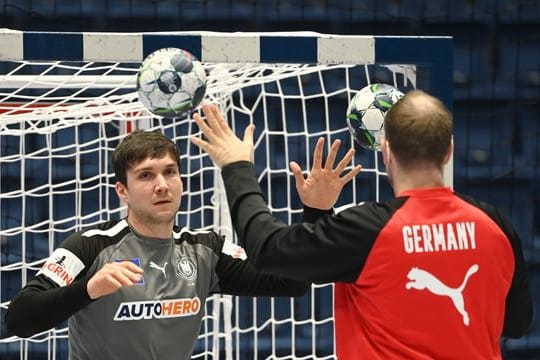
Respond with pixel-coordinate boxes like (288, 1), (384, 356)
(1, 1), (539, 359)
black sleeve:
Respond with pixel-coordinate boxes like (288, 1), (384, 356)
(215, 253), (309, 297)
(5, 233), (94, 338)
(492, 209), (533, 338)
(220, 161), (387, 284)
(302, 205), (333, 223)
(457, 193), (533, 338)
(5, 275), (92, 338)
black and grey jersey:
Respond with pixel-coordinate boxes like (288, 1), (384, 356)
(5, 219), (308, 360)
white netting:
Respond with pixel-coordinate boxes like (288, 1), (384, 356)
(0, 58), (416, 359)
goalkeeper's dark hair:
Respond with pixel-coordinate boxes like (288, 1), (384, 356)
(384, 89), (452, 168)
(113, 130), (181, 186)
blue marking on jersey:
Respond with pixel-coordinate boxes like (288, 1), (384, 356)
(115, 258), (145, 285)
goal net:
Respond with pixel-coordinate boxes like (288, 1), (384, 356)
(0, 30), (452, 359)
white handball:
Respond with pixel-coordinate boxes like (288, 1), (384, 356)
(346, 83), (404, 151)
(137, 48), (207, 118)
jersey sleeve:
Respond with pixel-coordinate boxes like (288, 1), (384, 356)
(302, 205), (333, 223)
(484, 208), (532, 338)
(215, 252), (310, 297)
(5, 232), (94, 338)
(202, 231), (309, 297)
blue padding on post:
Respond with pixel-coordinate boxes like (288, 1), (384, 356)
(143, 34), (202, 60)
(260, 36), (317, 63)
(24, 32), (83, 61)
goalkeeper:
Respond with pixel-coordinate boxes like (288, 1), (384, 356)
(191, 94), (532, 359)
(5, 130), (337, 359)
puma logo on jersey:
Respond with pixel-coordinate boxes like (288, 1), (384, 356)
(405, 264), (479, 326)
(149, 261), (168, 278)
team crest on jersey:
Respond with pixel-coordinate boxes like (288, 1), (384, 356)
(37, 248), (85, 287)
(175, 257), (197, 281)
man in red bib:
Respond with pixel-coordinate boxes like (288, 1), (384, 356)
(191, 91), (532, 359)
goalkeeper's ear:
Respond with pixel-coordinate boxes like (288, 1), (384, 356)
(115, 181), (129, 204)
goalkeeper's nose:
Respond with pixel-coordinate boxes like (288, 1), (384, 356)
(154, 174), (169, 192)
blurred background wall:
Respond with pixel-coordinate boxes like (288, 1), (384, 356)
(1, 0), (539, 358)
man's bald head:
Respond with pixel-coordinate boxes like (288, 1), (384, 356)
(384, 89), (453, 168)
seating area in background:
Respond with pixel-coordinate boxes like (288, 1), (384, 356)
(1, 0), (539, 358)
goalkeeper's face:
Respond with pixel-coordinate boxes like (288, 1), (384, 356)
(116, 153), (183, 229)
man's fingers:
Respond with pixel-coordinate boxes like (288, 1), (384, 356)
(341, 165), (363, 184)
(312, 137), (325, 170)
(109, 263), (143, 286)
(289, 161), (305, 188)
(192, 112), (214, 141)
(243, 123), (255, 145)
(202, 103), (226, 136)
(324, 139), (341, 171)
(191, 111), (218, 155)
(103, 274), (124, 288)
(190, 135), (204, 150)
(113, 261), (143, 283)
(117, 260), (144, 274)
(211, 104), (232, 135)
(195, 104), (238, 147)
(335, 148), (355, 175)
(118, 270), (142, 285)
(192, 112), (206, 130)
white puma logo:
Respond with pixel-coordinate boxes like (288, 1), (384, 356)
(149, 261), (168, 278)
(405, 264), (479, 326)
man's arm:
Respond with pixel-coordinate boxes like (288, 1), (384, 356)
(5, 227), (143, 338)
(216, 252), (309, 297)
(457, 193), (533, 338)
(492, 209), (533, 337)
(190, 104), (369, 283)
(5, 274), (92, 337)
(219, 161), (383, 283)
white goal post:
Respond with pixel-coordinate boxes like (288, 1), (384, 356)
(0, 29), (453, 359)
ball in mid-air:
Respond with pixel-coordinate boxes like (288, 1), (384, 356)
(137, 48), (207, 118)
(346, 83), (404, 151)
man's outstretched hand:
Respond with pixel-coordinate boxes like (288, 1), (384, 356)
(191, 103), (254, 168)
(290, 137), (362, 210)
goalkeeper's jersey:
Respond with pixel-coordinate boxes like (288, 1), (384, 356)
(5, 219), (308, 360)
(221, 161), (533, 360)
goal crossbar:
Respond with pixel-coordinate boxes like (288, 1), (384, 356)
(0, 29), (452, 106)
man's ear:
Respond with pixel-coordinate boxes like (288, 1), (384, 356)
(115, 181), (128, 204)
(381, 138), (391, 164)
(443, 137), (454, 165)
